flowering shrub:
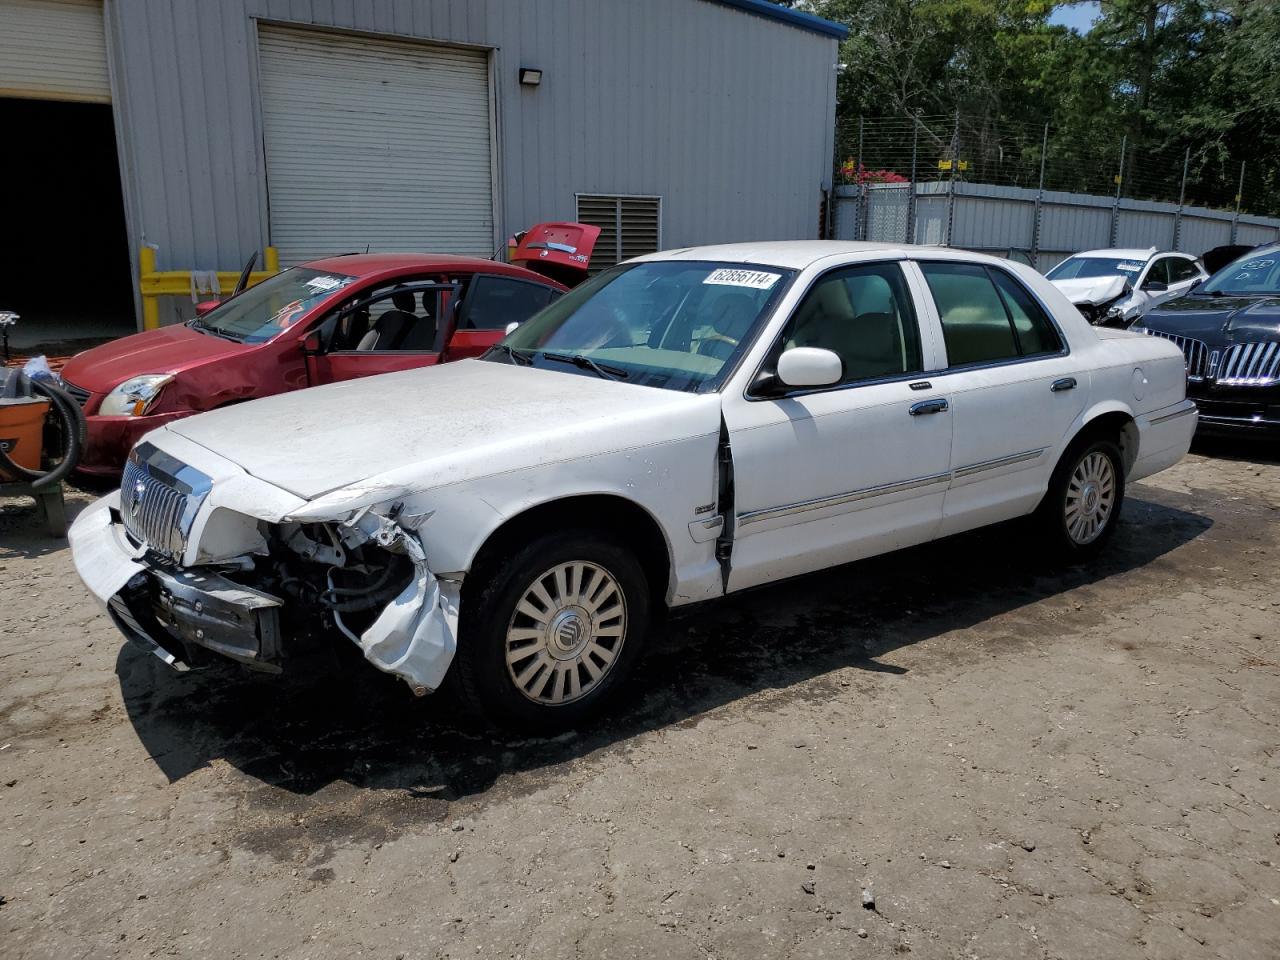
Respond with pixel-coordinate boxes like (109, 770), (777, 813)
(839, 161), (909, 185)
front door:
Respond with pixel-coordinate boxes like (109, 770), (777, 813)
(907, 260), (1087, 537)
(722, 261), (954, 592)
(306, 281), (452, 386)
(445, 274), (561, 361)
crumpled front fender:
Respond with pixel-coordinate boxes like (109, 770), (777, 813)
(341, 512), (461, 694)
(359, 561), (461, 694)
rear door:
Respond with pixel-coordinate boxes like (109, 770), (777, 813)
(908, 259), (1087, 537)
(446, 274), (561, 360)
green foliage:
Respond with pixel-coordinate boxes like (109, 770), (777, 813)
(813, 0), (1280, 213)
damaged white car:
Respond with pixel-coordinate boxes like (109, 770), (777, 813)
(1047, 247), (1208, 326)
(70, 242), (1198, 728)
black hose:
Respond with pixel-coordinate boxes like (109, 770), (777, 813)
(0, 379), (85, 490)
(325, 583), (407, 613)
(322, 558), (413, 612)
(324, 556), (404, 596)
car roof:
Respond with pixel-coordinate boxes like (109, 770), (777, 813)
(303, 252), (554, 282)
(1070, 248), (1190, 261)
(631, 240), (1007, 271)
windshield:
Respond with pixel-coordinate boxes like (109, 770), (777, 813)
(192, 267), (358, 343)
(1047, 256), (1146, 282)
(492, 260), (794, 391)
(1201, 249), (1280, 297)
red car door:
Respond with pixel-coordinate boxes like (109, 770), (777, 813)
(443, 274), (561, 361)
(305, 281), (453, 386)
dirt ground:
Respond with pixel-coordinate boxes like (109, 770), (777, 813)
(3, 439), (1279, 960)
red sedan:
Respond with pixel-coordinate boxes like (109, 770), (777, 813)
(59, 224), (597, 476)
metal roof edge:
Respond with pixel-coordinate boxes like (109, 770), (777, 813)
(707, 0), (850, 40)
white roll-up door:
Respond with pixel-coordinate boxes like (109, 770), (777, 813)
(257, 25), (495, 266)
(0, 0), (109, 103)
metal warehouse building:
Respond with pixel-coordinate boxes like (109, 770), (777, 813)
(0, 0), (845, 336)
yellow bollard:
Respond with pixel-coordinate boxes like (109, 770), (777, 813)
(139, 246), (161, 331)
(137, 245), (281, 332)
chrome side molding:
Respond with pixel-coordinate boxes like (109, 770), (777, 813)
(739, 447), (1047, 527)
(738, 471), (951, 526)
(952, 447), (1046, 479)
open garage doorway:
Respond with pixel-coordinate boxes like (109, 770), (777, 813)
(0, 97), (134, 357)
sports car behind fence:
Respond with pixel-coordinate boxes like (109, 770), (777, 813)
(69, 242), (1197, 729)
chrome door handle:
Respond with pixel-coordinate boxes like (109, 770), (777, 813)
(1051, 377), (1077, 392)
(909, 398), (949, 416)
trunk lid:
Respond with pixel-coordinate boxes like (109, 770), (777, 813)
(509, 222), (601, 288)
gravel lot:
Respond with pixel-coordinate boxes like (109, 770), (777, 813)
(3, 440), (1279, 960)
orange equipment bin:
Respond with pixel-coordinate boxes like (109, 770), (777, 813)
(0, 396), (50, 477)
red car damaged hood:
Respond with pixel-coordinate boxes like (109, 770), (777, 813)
(60, 324), (249, 394)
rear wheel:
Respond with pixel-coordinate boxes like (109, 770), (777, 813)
(1036, 437), (1125, 562)
(455, 531), (650, 731)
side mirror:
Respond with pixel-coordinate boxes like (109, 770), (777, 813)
(776, 347), (843, 389)
(301, 330), (323, 354)
(505, 321), (520, 336)
(195, 299), (221, 318)
(1142, 279), (1167, 292)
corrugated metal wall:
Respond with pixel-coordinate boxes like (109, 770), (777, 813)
(104, 0), (836, 314)
(0, 0), (111, 102)
(835, 182), (1280, 272)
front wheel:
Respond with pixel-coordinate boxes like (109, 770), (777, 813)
(455, 531), (650, 731)
(1035, 437), (1125, 562)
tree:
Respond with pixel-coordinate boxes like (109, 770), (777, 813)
(812, 0), (1280, 213)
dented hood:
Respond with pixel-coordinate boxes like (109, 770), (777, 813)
(1051, 275), (1130, 307)
(162, 360), (721, 501)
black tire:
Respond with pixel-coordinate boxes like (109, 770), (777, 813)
(454, 530), (650, 732)
(1035, 436), (1126, 562)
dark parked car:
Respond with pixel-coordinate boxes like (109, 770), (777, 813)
(1135, 242), (1280, 433)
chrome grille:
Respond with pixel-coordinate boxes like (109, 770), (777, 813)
(1217, 341), (1280, 386)
(118, 443), (211, 561)
(58, 377), (91, 407)
(1143, 329), (1209, 381)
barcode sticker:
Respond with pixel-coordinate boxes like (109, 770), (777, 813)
(703, 269), (781, 290)
(305, 276), (346, 292)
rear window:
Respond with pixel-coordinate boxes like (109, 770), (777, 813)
(921, 262), (1060, 366)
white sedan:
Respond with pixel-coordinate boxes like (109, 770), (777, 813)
(69, 242), (1197, 729)
(1047, 247), (1208, 326)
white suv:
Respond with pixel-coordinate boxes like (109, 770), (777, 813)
(1047, 248), (1208, 326)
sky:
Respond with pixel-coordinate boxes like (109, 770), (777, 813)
(1048, 1), (1102, 33)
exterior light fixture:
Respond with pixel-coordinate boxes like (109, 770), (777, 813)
(518, 67), (542, 86)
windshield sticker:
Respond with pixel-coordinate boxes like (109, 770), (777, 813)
(304, 275), (347, 292)
(1116, 261), (1143, 273)
(271, 299), (308, 329)
(703, 269), (781, 290)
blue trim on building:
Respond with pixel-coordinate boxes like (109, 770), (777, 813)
(709, 0), (849, 40)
